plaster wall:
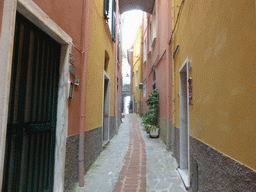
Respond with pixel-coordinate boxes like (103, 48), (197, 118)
(132, 26), (142, 115)
(141, 13), (149, 115)
(32, 0), (84, 136)
(173, 0), (256, 171)
(155, 55), (167, 119)
(141, 1), (172, 120)
(85, 0), (115, 131)
(158, 0), (169, 57)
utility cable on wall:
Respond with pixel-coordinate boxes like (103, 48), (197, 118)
(169, 0), (185, 44)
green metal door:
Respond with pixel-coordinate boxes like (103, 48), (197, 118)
(2, 12), (61, 192)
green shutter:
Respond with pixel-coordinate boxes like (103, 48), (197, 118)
(104, 0), (109, 20)
(111, 0), (116, 41)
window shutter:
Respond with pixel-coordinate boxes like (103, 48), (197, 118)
(104, 0), (109, 20)
(111, 0), (116, 41)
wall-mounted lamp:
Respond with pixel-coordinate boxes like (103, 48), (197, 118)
(68, 54), (79, 100)
(69, 75), (79, 99)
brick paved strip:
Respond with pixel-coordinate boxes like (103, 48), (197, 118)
(114, 115), (147, 192)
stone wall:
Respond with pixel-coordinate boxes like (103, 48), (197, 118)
(64, 134), (79, 191)
(159, 118), (167, 143)
(171, 127), (256, 191)
(84, 127), (103, 172)
(64, 127), (104, 191)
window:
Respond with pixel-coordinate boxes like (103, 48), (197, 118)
(150, 6), (157, 48)
(143, 84), (147, 98)
(104, 0), (116, 41)
(149, 23), (152, 52)
(153, 70), (156, 90)
(143, 37), (147, 63)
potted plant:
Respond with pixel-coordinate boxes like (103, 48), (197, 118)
(141, 89), (159, 138)
(141, 115), (154, 133)
(141, 116), (148, 131)
(148, 125), (159, 138)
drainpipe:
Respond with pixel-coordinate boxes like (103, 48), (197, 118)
(115, 0), (118, 134)
(166, 0), (171, 150)
(171, 36), (176, 151)
(140, 22), (143, 117)
(171, 0), (177, 152)
(147, 13), (150, 114)
(78, 0), (91, 187)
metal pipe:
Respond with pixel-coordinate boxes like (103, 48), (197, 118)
(78, 0), (91, 187)
(115, 0), (118, 134)
(166, 0), (171, 150)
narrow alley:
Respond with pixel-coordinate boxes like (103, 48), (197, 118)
(1, 0), (256, 191)
(76, 114), (186, 192)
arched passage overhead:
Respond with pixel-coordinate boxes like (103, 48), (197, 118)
(119, 0), (155, 14)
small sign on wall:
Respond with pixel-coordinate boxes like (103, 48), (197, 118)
(188, 77), (192, 104)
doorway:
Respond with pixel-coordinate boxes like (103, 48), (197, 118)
(103, 73), (110, 145)
(2, 13), (60, 192)
(178, 60), (190, 188)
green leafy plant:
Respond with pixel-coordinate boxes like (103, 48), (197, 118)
(141, 89), (159, 132)
(146, 89), (159, 126)
(147, 124), (159, 131)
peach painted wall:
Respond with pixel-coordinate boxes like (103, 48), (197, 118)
(32, 0), (84, 136)
(141, 0), (172, 119)
(141, 13), (148, 114)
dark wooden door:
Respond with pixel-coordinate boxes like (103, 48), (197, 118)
(2, 12), (61, 192)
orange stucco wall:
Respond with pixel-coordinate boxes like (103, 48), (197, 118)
(32, 0), (84, 136)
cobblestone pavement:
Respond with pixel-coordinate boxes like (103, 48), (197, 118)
(114, 115), (147, 192)
(132, 114), (187, 192)
(75, 114), (187, 192)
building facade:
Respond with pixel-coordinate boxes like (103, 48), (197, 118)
(171, 0), (256, 191)
(137, 0), (256, 191)
(132, 26), (143, 116)
(0, 0), (122, 191)
(141, 0), (173, 146)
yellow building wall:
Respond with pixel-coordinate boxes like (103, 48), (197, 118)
(85, 0), (115, 131)
(133, 26), (142, 115)
(172, 0), (256, 171)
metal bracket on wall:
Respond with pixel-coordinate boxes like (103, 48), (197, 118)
(173, 44), (180, 57)
(69, 75), (79, 100)
(68, 58), (79, 99)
